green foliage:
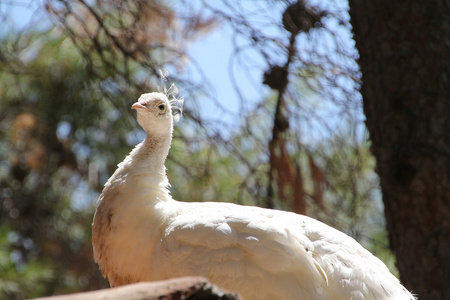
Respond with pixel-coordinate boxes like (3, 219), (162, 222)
(0, 29), (120, 299)
(0, 225), (55, 299)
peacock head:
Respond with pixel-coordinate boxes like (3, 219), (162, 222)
(132, 92), (183, 136)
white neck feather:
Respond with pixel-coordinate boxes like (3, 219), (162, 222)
(102, 130), (173, 204)
(129, 134), (172, 172)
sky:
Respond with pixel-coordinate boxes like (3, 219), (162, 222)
(186, 23), (251, 125)
(181, 2), (275, 128)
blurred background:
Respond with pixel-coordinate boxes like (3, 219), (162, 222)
(0, 0), (394, 298)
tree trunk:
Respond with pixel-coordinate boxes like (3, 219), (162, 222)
(348, 1), (450, 299)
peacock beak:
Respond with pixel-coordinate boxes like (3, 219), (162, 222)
(131, 102), (146, 110)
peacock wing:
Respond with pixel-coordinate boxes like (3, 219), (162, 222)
(159, 201), (330, 300)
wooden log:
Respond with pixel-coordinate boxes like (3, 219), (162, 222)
(33, 276), (241, 300)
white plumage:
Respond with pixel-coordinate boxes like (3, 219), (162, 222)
(92, 92), (414, 300)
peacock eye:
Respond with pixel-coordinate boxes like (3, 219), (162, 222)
(158, 104), (165, 111)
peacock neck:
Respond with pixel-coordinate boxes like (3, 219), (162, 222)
(140, 133), (171, 166)
(121, 131), (172, 187)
